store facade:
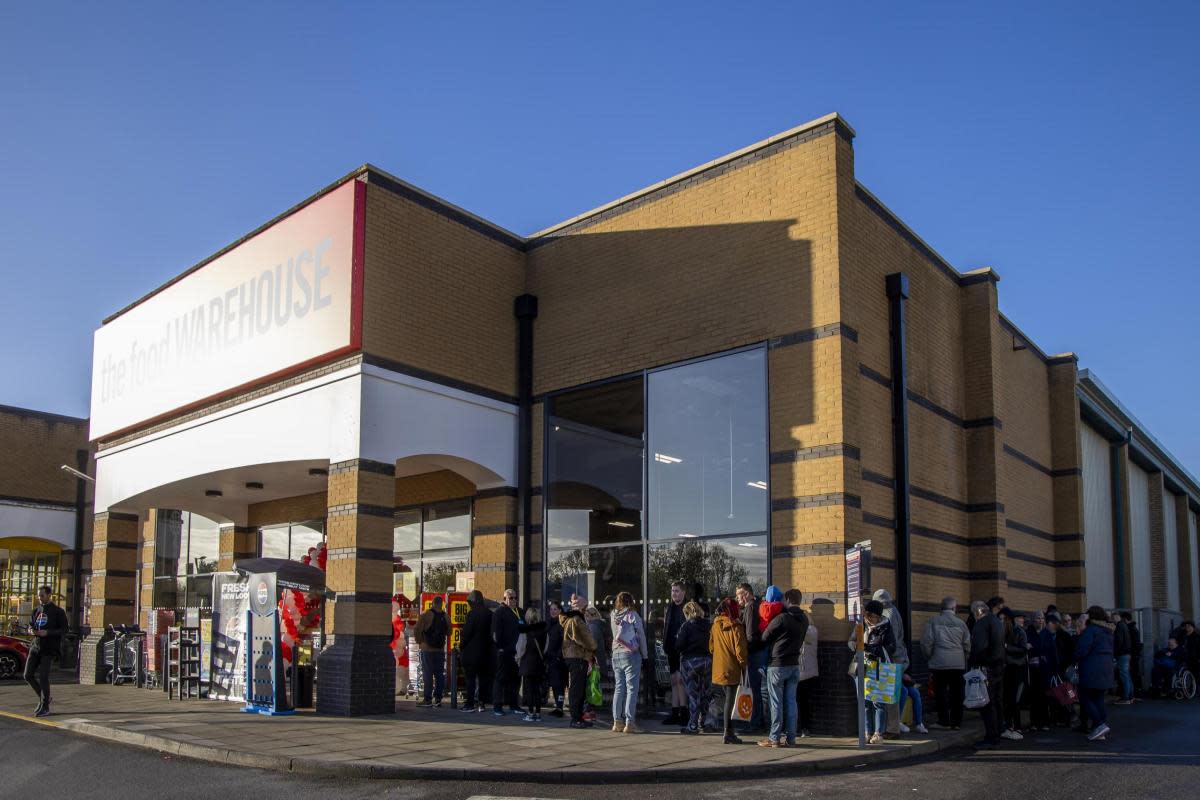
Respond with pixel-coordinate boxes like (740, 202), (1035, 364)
(75, 113), (1200, 730)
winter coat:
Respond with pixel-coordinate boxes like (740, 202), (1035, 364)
(1113, 619), (1132, 657)
(969, 612), (1005, 670)
(798, 622), (819, 681)
(460, 604), (494, 669)
(740, 596), (765, 653)
(920, 610), (971, 670)
(861, 617), (896, 662)
(663, 601), (685, 658)
(611, 608), (649, 659)
(518, 622), (547, 678)
(1053, 628), (1076, 677)
(676, 616), (713, 660)
(414, 607), (450, 652)
(1005, 623), (1029, 667)
(545, 614), (564, 662)
(560, 610), (597, 661)
(709, 615), (748, 686)
(762, 606), (811, 668)
(758, 601), (784, 633)
(873, 590), (909, 666)
(492, 604), (521, 653)
(1075, 621), (1115, 690)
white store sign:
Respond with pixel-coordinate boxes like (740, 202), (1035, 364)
(90, 180), (361, 439)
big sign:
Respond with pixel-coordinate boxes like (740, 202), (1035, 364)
(90, 180), (362, 439)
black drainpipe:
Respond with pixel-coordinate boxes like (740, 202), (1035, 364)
(72, 448), (88, 634)
(514, 294), (538, 607)
(886, 273), (912, 657)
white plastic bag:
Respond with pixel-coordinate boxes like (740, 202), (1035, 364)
(963, 668), (989, 709)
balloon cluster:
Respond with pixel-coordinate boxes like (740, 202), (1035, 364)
(278, 542), (327, 666)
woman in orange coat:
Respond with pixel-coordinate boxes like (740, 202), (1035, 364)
(710, 597), (749, 744)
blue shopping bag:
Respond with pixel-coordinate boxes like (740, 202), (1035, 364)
(863, 657), (903, 705)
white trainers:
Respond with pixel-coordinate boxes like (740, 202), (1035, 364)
(1001, 729), (1023, 741)
(915, 724), (929, 734)
(899, 723), (910, 733)
(869, 732), (884, 745)
(1088, 723), (1111, 741)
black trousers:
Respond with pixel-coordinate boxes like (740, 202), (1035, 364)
(932, 668), (965, 727)
(1003, 664), (1026, 730)
(24, 649), (53, 706)
(493, 651), (519, 711)
(722, 684), (738, 736)
(796, 676), (816, 731)
(464, 663), (490, 707)
(565, 658), (588, 722)
(978, 667), (1004, 743)
(1028, 670), (1050, 728)
(522, 674), (543, 713)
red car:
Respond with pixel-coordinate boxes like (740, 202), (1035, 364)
(0, 635), (30, 679)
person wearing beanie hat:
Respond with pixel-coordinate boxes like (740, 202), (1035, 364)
(758, 585), (784, 633)
(850, 599), (896, 745)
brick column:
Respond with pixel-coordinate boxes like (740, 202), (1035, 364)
(959, 274), (1008, 602)
(472, 488), (519, 602)
(316, 459), (395, 716)
(1149, 471), (1168, 609)
(138, 510), (157, 629)
(79, 511), (140, 684)
(1175, 495), (1194, 617)
(218, 524), (258, 571)
(1048, 358), (1087, 609)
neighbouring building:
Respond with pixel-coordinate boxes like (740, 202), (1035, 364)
(38, 112), (1197, 731)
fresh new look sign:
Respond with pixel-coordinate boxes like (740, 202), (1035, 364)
(90, 180), (361, 439)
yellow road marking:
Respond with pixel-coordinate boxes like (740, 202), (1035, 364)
(0, 709), (63, 729)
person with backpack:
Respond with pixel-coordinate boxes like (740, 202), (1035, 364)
(414, 595), (451, 707)
(518, 607), (548, 721)
(610, 591), (648, 733)
(709, 596), (748, 744)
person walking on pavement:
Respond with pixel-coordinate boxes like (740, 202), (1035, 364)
(661, 581), (688, 726)
(873, 589), (909, 737)
(676, 600), (713, 735)
(709, 596), (748, 744)
(1111, 610), (1134, 705)
(459, 589), (493, 712)
(969, 599), (1006, 749)
(560, 594), (598, 728)
(610, 591), (648, 733)
(24, 585), (66, 717)
(414, 595), (451, 707)
(735, 582), (768, 733)
(491, 588), (522, 715)
(1075, 606), (1116, 741)
(759, 588), (810, 748)
(920, 596), (970, 730)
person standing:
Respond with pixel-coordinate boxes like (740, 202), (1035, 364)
(759, 589), (810, 748)
(610, 591), (648, 733)
(853, 599), (896, 745)
(661, 582), (688, 725)
(796, 614), (819, 737)
(518, 607), (548, 721)
(1075, 606), (1115, 741)
(544, 599), (566, 716)
(560, 595), (597, 728)
(1001, 608), (1029, 739)
(24, 585), (66, 717)
(1123, 612), (1143, 697)
(969, 599), (1006, 749)
(675, 600), (713, 735)
(459, 589), (493, 712)
(920, 596), (970, 730)
(1111, 610), (1134, 705)
(735, 582), (768, 732)
(491, 588), (522, 715)
(709, 597), (748, 744)
(1027, 611), (1052, 731)
(583, 605), (608, 722)
(414, 595), (451, 707)
(873, 589), (909, 737)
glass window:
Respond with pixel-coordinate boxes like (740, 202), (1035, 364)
(0, 539), (62, 635)
(393, 509), (421, 552)
(421, 548), (470, 593)
(647, 348), (768, 540)
(391, 501), (472, 598)
(646, 534), (768, 636)
(260, 525), (290, 559)
(289, 522), (325, 561)
(422, 501), (471, 550)
(546, 543), (643, 618)
(186, 513), (221, 575)
(546, 376), (644, 549)
(152, 511), (221, 608)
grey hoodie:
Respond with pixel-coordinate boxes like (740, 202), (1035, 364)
(920, 609), (971, 670)
(611, 607), (649, 659)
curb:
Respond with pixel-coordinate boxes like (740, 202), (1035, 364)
(27, 715), (979, 783)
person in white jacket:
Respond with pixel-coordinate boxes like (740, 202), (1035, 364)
(796, 620), (819, 737)
(610, 591), (649, 733)
(919, 596), (971, 729)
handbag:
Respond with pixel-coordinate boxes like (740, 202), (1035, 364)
(731, 671), (755, 722)
(963, 668), (989, 709)
(586, 664), (603, 706)
(1046, 675), (1078, 707)
(863, 653), (903, 705)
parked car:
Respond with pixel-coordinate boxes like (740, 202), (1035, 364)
(0, 635), (30, 679)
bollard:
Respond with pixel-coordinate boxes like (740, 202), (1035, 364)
(449, 649), (459, 709)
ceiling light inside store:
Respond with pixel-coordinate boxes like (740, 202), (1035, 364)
(654, 453), (682, 464)
(678, 533), (698, 538)
(609, 521), (634, 528)
(747, 480), (767, 490)
(737, 542), (759, 548)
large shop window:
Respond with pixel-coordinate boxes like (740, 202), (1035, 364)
(260, 521), (326, 562)
(0, 537), (62, 636)
(392, 500), (471, 598)
(545, 346), (769, 624)
(152, 511), (221, 610)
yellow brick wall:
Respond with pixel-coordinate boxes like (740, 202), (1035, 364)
(0, 406), (91, 505)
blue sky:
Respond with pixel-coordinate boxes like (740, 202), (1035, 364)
(1, 2), (1197, 474)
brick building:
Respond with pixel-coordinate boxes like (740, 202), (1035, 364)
(62, 112), (1199, 731)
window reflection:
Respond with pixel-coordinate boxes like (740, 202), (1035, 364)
(392, 500), (472, 597)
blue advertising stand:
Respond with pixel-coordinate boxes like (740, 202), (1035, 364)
(241, 570), (294, 716)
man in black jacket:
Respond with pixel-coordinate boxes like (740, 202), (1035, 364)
(459, 590), (493, 712)
(491, 588), (522, 716)
(1112, 611), (1133, 704)
(1123, 612), (1143, 695)
(969, 599), (1006, 748)
(758, 588), (809, 748)
(735, 582), (767, 732)
(25, 585), (67, 717)
(661, 581), (687, 725)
